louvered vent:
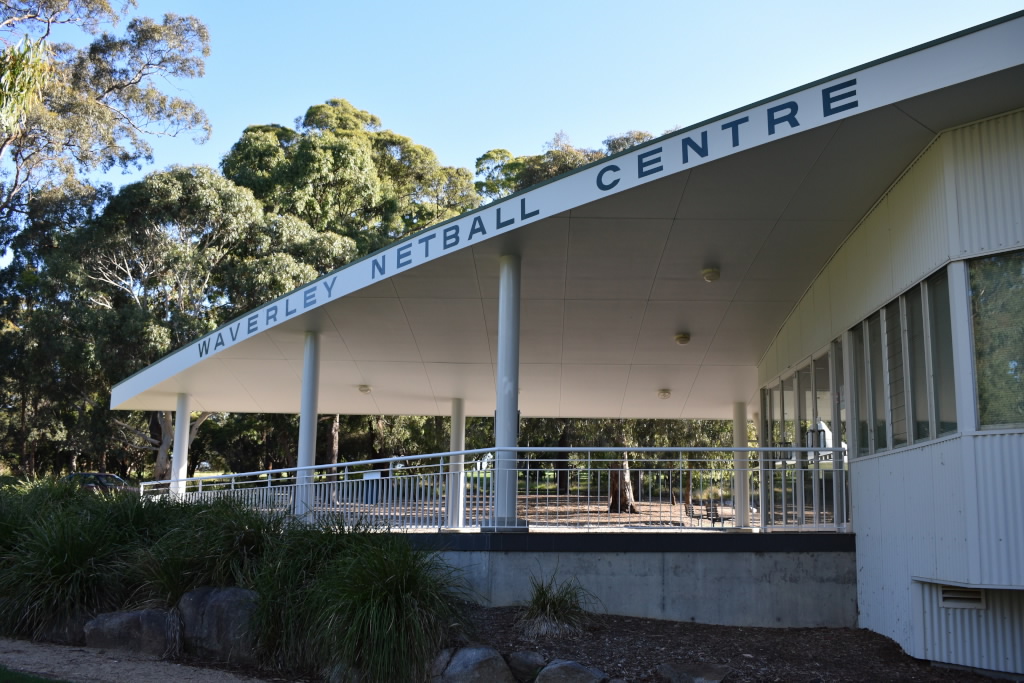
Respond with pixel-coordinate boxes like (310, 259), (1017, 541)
(940, 586), (986, 609)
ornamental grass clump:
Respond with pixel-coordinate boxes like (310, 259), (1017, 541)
(249, 516), (360, 673)
(304, 532), (468, 683)
(517, 572), (596, 638)
(0, 483), (134, 639)
(130, 496), (285, 606)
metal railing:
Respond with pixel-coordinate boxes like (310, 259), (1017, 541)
(140, 446), (849, 532)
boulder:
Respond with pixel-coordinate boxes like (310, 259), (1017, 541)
(507, 650), (546, 681)
(84, 609), (170, 656)
(431, 645), (517, 682)
(177, 587), (257, 665)
(535, 659), (608, 683)
(655, 661), (732, 683)
(38, 613), (88, 646)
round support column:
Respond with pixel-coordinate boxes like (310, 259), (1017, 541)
(493, 254), (524, 530)
(447, 398), (466, 528)
(295, 331), (320, 520)
(171, 393), (191, 496)
(733, 401), (750, 528)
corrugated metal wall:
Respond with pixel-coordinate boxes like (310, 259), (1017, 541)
(952, 110), (1024, 257)
(855, 439), (974, 649)
(921, 582), (1024, 674)
(971, 434), (1024, 587)
(764, 109), (1024, 376)
(760, 111), (1024, 675)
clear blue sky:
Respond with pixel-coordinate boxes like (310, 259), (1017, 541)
(112, 1), (1024, 186)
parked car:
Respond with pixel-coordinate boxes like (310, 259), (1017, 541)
(62, 472), (133, 495)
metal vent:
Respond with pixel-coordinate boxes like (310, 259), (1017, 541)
(940, 586), (986, 609)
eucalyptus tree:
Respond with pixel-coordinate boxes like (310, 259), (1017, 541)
(65, 165), (354, 478)
(222, 98), (480, 259)
(0, 0), (211, 249)
(474, 131), (654, 202)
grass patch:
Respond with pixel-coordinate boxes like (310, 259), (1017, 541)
(305, 532), (467, 683)
(0, 665), (71, 682)
(517, 572), (596, 638)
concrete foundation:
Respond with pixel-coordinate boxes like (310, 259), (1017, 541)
(411, 533), (857, 628)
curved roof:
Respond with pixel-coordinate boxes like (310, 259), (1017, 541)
(111, 13), (1024, 419)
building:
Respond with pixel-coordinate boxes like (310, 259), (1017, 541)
(112, 13), (1024, 676)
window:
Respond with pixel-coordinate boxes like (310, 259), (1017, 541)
(970, 249), (1024, 428)
(885, 300), (908, 447)
(847, 268), (958, 456)
(929, 270), (957, 435)
(906, 287), (931, 440)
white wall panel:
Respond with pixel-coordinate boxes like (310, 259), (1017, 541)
(887, 140), (950, 292)
(759, 107), (1024, 679)
(971, 433), (1024, 587)
(953, 111), (1024, 257)
(810, 275), (832, 353)
(826, 246), (853, 340)
(921, 583), (1024, 675)
(854, 440), (973, 653)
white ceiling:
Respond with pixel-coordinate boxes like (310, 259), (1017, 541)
(111, 56), (1024, 419)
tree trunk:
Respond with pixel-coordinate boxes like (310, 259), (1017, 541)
(555, 419), (570, 494)
(327, 414), (341, 482)
(152, 411), (173, 480)
(608, 451), (640, 513)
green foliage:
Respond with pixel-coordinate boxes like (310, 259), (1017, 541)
(0, 664), (70, 683)
(474, 130), (654, 201)
(0, 36), (51, 132)
(517, 572), (595, 638)
(130, 497), (285, 606)
(249, 519), (364, 672)
(0, 480), (483, 681)
(305, 533), (467, 683)
(222, 98), (480, 258)
(1, 2), (211, 247)
(0, 480), (134, 638)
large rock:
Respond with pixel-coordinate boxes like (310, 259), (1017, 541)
(535, 659), (608, 683)
(38, 613), (88, 646)
(84, 609), (170, 656)
(655, 662), (732, 683)
(177, 587), (257, 665)
(507, 650), (547, 681)
(431, 645), (517, 682)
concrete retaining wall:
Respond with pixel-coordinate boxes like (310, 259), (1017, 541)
(411, 532), (857, 629)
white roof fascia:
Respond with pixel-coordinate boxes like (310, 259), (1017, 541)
(111, 14), (1024, 410)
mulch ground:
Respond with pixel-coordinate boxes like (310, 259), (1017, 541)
(464, 606), (995, 682)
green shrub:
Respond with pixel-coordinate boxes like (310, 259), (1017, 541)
(131, 497), (284, 606)
(305, 532), (467, 683)
(249, 517), (360, 672)
(0, 503), (130, 638)
(517, 572), (595, 638)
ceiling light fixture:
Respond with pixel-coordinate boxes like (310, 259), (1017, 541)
(657, 389), (672, 400)
(674, 333), (691, 346)
(358, 385), (372, 394)
(702, 267), (721, 283)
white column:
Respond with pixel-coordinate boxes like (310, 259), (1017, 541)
(447, 397), (466, 528)
(733, 401), (750, 527)
(171, 393), (191, 496)
(295, 331), (320, 519)
(494, 254), (522, 529)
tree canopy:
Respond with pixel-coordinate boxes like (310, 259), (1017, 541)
(0, 0), (211, 249)
(0, 16), (730, 480)
(222, 98), (480, 258)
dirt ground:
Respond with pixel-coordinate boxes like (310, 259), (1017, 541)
(0, 607), (997, 683)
